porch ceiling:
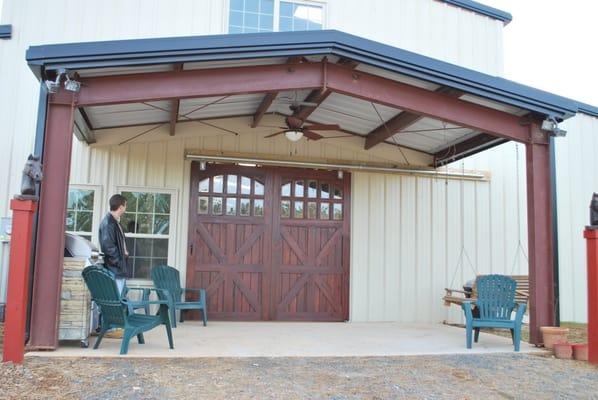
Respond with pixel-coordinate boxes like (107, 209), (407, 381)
(28, 30), (584, 164)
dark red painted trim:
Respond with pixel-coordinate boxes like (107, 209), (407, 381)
(433, 133), (508, 167)
(28, 92), (76, 350)
(526, 122), (556, 345)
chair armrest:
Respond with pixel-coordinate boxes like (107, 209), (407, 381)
(460, 300), (477, 321)
(514, 302), (527, 323)
(445, 288), (469, 295)
(124, 299), (170, 307)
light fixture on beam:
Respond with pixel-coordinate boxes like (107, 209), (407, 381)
(64, 75), (81, 92)
(44, 69), (81, 93)
(284, 130), (303, 142)
(541, 117), (567, 137)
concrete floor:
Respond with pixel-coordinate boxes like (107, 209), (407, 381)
(26, 322), (542, 358)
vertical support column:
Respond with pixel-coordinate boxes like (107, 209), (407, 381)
(3, 200), (38, 363)
(27, 91), (76, 350)
(525, 122), (555, 345)
(584, 228), (598, 364)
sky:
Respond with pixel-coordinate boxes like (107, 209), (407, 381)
(486, 0), (598, 107)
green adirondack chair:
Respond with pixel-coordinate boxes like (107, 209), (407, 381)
(151, 265), (208, 328)
(82, 265), (174, 355)
(461, 274), (527, 351)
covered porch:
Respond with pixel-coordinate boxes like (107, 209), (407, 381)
(21, 29), (581, 352)
(27, 321), (540, 358)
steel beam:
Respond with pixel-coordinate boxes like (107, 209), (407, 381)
(433, 133), (508, 166)
(252, 92), (277, 128)
(169, 63), (183, 136)
(526, 121), (556, 345)
(28, 91), (76, 350)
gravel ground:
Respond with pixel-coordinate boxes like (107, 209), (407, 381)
(0, 353), (597, 399)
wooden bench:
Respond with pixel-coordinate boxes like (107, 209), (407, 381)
(443, 275), (529, 307)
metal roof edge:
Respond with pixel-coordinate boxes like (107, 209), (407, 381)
(0, 25), (12, 39)
(577, 102), (598, 118)
(439, 0), (512, 24)
(26, 29), (578, 119)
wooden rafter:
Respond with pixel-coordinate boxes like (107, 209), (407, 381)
(169, 63), (183, 136)
(364, 87), (463, 150)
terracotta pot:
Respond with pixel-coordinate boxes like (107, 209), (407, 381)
(553, 342), (573, 359)
(540, 326), (570, 349)
(572, 344), (589, 361)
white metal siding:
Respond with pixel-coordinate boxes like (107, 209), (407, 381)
(350, 141), (529, 322)
(555, 113), (598, 323)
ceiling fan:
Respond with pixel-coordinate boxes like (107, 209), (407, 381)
(263, 116), (340, 142)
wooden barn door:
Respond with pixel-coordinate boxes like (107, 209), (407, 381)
(271, 169), (350, 321)
(187, 163), (350, 321)
(187, 163), (273, 320)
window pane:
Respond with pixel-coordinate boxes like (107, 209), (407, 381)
(281, 182), (291, 197)
(66, 210), (76, 231)
(138, 192), (154, 213)
(334, 186), (343, 200)
(137, 213), (153, 234)
(259, 15), (273, 31)
(67, 190), (77, 210)
(281, 200), (290, 218)
(226, 198), (237, 216)
(213, 175), (224, 193)
(294, 201), (304, 218)
(293, 17), (307, 31)
(154, 239), (169, 258)
(262, 0), (274, 14)
(307, 180), (317, 198)
(229, 25), (243, 34)
(121, 213), (136, 233)
(280, 1), (293, 17)
(320, 182), (330, 199)
(241, 176), (251, 194)
(199, 178), (210, 193)
(254, 180), (264, 196)
(279, 16), (292, 31)
(307, 202), (317, 219)
(155, 193), (171, 214)
(333, 203), (343, 220)
(212, 197), (223, 215)
(245, 12), (259, 28)
(133, 258), (152, 280)
(229, 10), (244, 27)
(240, 198), (250, 216)
(154, 214), (170, 235)
(320, 203), (330, 220)
(245, 27), (259, 33)
(246, 0), (259, 12)
(295, 180), (304, 197)
(227, 175), (238, 194)
(78, 190), (94, 211)
(230, 0), (244, 11)
(254, 199), (264, 216)
(198, 196), (209, 214)
(135, 238), (152, 257)
(122, 192), (138, 212)
(76, 211), (92, 232)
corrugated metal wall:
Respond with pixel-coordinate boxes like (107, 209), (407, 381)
(555, 113), (598, 323)
(350, 141), (529, 322)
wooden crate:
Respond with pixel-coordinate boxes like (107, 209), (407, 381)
(59, 257), (91, 346)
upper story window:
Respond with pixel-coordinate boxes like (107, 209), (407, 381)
(228, 0), (323, 34)
(66, 188), (95, 242)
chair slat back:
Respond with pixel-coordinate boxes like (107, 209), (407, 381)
(476, 274), (516, 320)
(151, 265), (183, 301)
(82, 266), (126, 326)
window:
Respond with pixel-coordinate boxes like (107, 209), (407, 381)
(198, 174), (265, 217)
(228, 0), (323, 33)
(66, 187), (96, 242)
(280, 178), (342, 220)
(121, 190), (173, 280)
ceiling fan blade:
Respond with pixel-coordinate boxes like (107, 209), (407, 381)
(264, 130), (286, 138)
(304, 123), (341, 131)
(302, 130), (324, 140)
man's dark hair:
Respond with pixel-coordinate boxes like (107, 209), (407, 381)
(109, 194), (127, 211)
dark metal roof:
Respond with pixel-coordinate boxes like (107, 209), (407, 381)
(26, 29), (583, 120)
(0, 25), (12, 39)
(440, 0), (512, 24)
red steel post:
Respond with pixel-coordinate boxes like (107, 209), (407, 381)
(584, 228), (598, 364)
(3, 200), (37, 363)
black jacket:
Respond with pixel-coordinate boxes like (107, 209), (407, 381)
(99, 213), (128, 278)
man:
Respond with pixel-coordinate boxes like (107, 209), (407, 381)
(99, 194), (129, 338)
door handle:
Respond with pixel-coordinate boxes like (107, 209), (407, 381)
(189, 244), (194, 255)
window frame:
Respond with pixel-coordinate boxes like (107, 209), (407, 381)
(226, 0), (327, 33)
(116, 186), (178, 284)
(66, 184), (102, 245)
